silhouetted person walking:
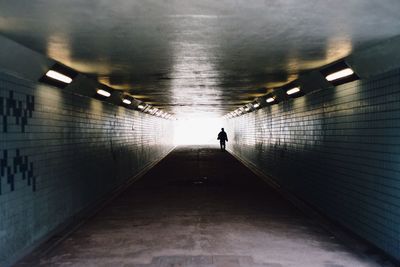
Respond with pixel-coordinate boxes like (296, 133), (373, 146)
(217, 128), (228, 151)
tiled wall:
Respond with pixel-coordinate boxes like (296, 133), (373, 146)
(0, 72), (174, 266)
(226, 68), (400, 261)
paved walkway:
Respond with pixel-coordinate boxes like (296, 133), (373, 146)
(17, 146), (391, 266)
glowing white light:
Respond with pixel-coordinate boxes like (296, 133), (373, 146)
(138, 104), (145, 109)
(122, 99), (131, 105)
(45, 70), (72, 84)
(173, 117), (223, 145)
(286, 87), (300, 95)
(96, 89), (111, 97)
(266, 97), (275, 103)
(244, 107), (250, 112)
(326, 68), (354, 81)
(253, 103), (260, 108)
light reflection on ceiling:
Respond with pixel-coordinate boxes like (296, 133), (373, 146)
(0, 0), (400, 118)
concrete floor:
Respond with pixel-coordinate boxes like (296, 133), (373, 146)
(17, 146), (393, 267)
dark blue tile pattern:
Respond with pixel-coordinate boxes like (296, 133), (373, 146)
(0, 72), (174, 266)
(0, 149), (35, 194)
(0, 90), (34, 133)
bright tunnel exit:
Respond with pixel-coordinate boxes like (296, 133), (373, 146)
(173, 117), (225, 145)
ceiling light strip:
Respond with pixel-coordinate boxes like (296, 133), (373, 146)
(96, 89), (111, 97)
(122, 99), (131, 105)
(325, 68), (354, 81)
(286, 87), (300, 95)
(45, 70), (73, 84)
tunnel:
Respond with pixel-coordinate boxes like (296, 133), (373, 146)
(0, 1), (400, 266)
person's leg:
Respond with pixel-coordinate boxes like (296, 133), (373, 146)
(220, 141), (223, 151)
(222, 141), (226, 151)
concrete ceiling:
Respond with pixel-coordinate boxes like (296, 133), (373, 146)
(0, 0), (400, 118)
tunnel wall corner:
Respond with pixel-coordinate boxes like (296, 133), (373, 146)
(0, 71), (175, 266)
(226, 67), (400, 262)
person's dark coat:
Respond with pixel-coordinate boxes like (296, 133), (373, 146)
(217, 131), (228, 142)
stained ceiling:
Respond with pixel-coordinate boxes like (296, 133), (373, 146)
(0, 0), (400, 118)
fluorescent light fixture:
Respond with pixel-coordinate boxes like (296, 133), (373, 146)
(122, 99), (131, 105)
(325, 68), (354, 81)
(40, 64), (79, 88)
(45, 70), (72, 84)
(138, 104), (145, 109)
(96, 89), (111, 97)
(321, 61), (359, 86)
(253, 103), (260, 108)
(266, 97), (275, 103)
(286, 87), (300, 95)
(244, 106), (250, 112)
